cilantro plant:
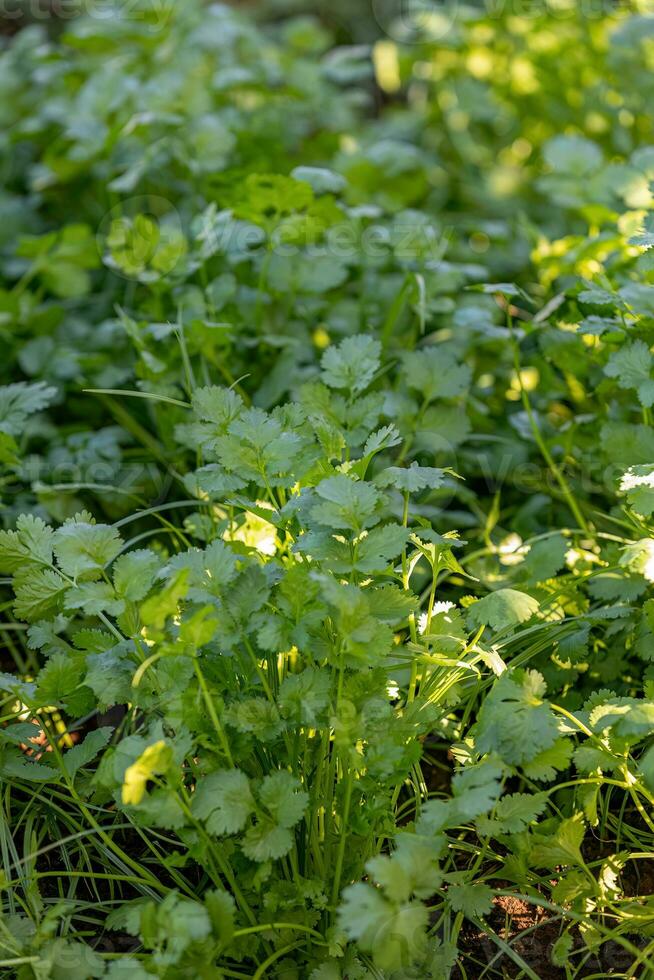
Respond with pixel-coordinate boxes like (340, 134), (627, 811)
(3, 1), (654, 977)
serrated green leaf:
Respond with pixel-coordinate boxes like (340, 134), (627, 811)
(402, 347), (471, 402)
(475, 670), (558, 766)
(53, 517), (122, 579)
(467, 589), (539, 631)
(375, 462), (448, 493)
(113, 549), (160, 601)
(241, 820), (293, 861)
(192, 769), (254, 835)
(310, 475), (381, 532)
(321, 336), (380, 394)
(522, 738), (574, 782)
(338, 883), (428, 972)
(13, 567), (69, 622)
(0, 514), (54, 573)
(63, 727), (113, 778)
(446, 881), (493, 918)
(605, 339), (654, 406)
(0, 381), (57, 436)
(258, 770), (308, 828)
(477, 792), (547, 835)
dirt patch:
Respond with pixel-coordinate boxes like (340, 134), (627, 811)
(454, 894), (646, 978)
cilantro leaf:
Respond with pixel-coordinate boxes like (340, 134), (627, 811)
(605, 340), (654, 407)
(310, 475), (381, 532)
(241, 821), (294, 862)
(192, 769), (255, 835)
(53, 516), (122, 580)
(466, 588), (539, 631)
(620, 538), (654, 582)
(321, 336), (381, 394)
(0, 514), (54, 573)
(620, 465), (654, 516)
(258, 770), (308, 828)
(522, 738), (574, 782)
(63, 727), (113, 779)
(475, 670), (559, 766)
(446, 881), (493, 918)
(530, 814), (586, 868)
(402, 347), (472, 402)
(279, 669), (331, 726)
(113, 549), (160, 601)
(34, 652), (93, 717)
(476, 792), (548, 835)
(338, 884), (428, 972)
(0, 381), (57, 436)
(13, 567), (69, 623)
(375, 462), (448, 493)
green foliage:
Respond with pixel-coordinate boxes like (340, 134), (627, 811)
(2, 1), (654, 977)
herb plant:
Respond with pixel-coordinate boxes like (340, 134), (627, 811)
(2, 1), (654, 977)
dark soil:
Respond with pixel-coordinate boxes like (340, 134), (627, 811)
(454, 894), (649, 978)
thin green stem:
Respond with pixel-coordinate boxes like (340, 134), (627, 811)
(509, 319), (589, 533)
